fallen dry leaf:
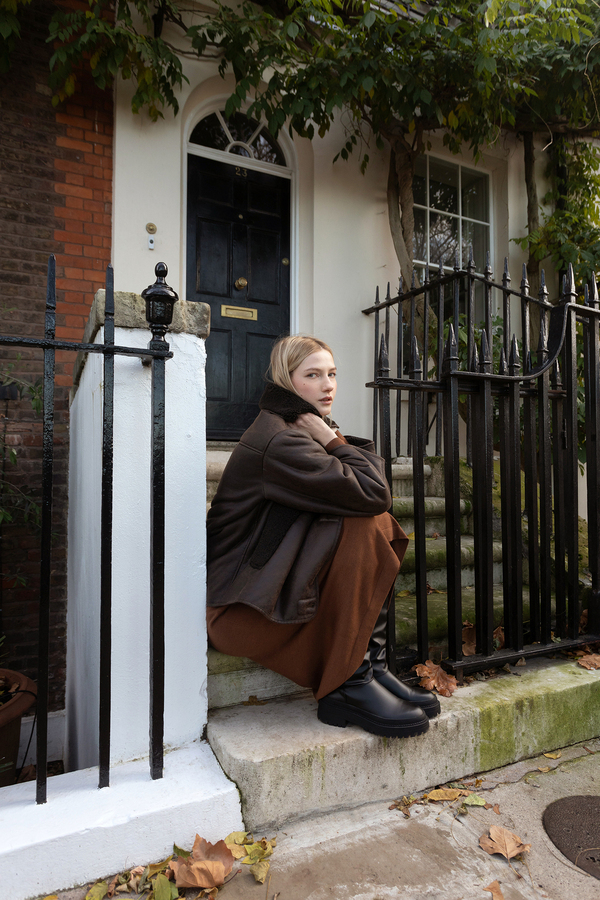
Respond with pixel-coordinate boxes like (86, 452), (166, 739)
(463, 793), (487, 807)
(543, 750), (561, 760)
(389, 795), (417, 817)
(538, 766), (551, 773)
(242, 695), (267, 705)
(170, 835), (234, 889)
(426, 788), (465, 802)
(493, 626), (505, 651)
(224, 831), (250, 859)
(85, 884), (108, 900)
(515, 656), (526, 667)
(106, 874), (119, 898)
(414, 660), (458, 697)
(479, 825), (531, 860)
(578, 653), (600, 670)
(493, 804), (500, 815)
(462, 622), (476, 657)
(249, 858), (270, 883)
(483, 881), (505, 900)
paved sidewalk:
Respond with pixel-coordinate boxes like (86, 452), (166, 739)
(42, 738), (600, 900)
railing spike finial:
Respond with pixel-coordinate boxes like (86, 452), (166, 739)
(480, 327), (491, 369)
(385, 282), (391, 302)
(375, 285), (380, 306)
(591, 274), (599, 307)
(520, 263), (529, 294)
(509, 333), (521, 374)
(411, 269), (416, 290)
(410, 334), (422, 377)
(442, 322), (459, 375)
(471, 342), (479, 373)
(485, 251), (492, 279)
(567, 262), (576, 298)
(398, 274), (404, 295)
(377, 332), (390, 378)
(499, 346), (508, 375)
(438, 259), (444, 277)
(454, 251), (460, 272)
(537, 310), (548, 356)
(468, 245), (474, 267)
(503, 257), (511, 284)
(539, 268), (549, 304)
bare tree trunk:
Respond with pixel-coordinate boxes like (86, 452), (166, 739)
(387, 145), (413, 287)
(386, 138), (428, 348)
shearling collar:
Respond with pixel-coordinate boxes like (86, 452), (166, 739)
(259, 382), (320, 422)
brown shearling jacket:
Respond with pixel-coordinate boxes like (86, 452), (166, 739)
(206, 383), (391, 624)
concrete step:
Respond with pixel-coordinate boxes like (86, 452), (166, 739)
(206, 447), (233, 504)
(396, 534), (503, 591)
(206, 656), (600, 831)
(207, 647), (306, 710)
(392, 496), (472, 537)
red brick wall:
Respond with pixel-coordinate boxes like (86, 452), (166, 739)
(0, 0), (113, 713)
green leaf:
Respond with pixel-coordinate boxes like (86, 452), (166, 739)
(362, 10), (376, 29)
(153, 873), (174, 900)
(85, 883), (108, 900)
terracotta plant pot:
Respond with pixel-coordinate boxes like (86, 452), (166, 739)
(0, 668), (37, 787)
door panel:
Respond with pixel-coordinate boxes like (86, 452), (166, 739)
(187, 155), (291, 439)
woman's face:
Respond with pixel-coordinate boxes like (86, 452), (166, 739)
(290, 350), (337, 416)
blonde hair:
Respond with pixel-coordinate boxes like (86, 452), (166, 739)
(269, 335), (334, 395)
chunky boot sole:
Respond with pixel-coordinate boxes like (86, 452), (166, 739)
(317, 698), (430, 738)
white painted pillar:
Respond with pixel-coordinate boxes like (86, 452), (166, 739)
(66, 288), (210, 770)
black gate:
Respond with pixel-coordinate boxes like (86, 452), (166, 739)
(0, 259), (177, 803)
(363, 255), (600, 678)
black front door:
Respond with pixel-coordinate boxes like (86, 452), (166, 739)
(186, 154), (291, 439)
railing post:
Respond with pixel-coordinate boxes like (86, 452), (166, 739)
(142, 263), (179, 781)
(36, 255), (56, 805)
(585, 278), (600, 633)
(99, 265), (115, 789)
(442, 324), (463, 663)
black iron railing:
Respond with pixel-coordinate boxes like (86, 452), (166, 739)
(363, 256), (600, 678)
(0, 259), (177, 802)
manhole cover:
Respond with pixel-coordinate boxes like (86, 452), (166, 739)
(542, 796), (600, 880)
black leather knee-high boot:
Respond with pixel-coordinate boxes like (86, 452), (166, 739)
(369, 597), (441, 718)
(317, 644), (429, 738)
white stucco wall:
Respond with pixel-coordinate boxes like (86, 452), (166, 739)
(66, 326), (207, 770)
(109, 32), (566, 449)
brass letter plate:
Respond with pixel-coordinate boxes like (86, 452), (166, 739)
(221, 304), (257, 320)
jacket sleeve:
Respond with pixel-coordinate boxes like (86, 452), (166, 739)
(261, 426), (391, 516)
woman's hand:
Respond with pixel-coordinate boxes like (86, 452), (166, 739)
(294, 413), (338, 448)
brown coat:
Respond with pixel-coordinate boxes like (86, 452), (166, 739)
(206, 383), (392, 624)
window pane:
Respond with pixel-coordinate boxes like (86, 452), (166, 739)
(413, 207), (427, 262)
(189, 112), (285, 165)
(462, 167), (489, 221)
(225, 112), (261, 144)
(429, 159), (458, 214)
(189, 113), (228, 151)
(462, 221), (490, 270)
(413, 155), (427, 206)
(229, 145), (252, 158)
(253, 132), (286, 165)
(430, 212), (458, 267)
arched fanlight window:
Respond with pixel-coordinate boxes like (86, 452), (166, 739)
(189, 110), (286, 166)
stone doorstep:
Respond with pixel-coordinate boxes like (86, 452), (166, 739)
(207, 656), (600, 833)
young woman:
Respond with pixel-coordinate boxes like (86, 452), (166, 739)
(206, 335), (439, 738)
